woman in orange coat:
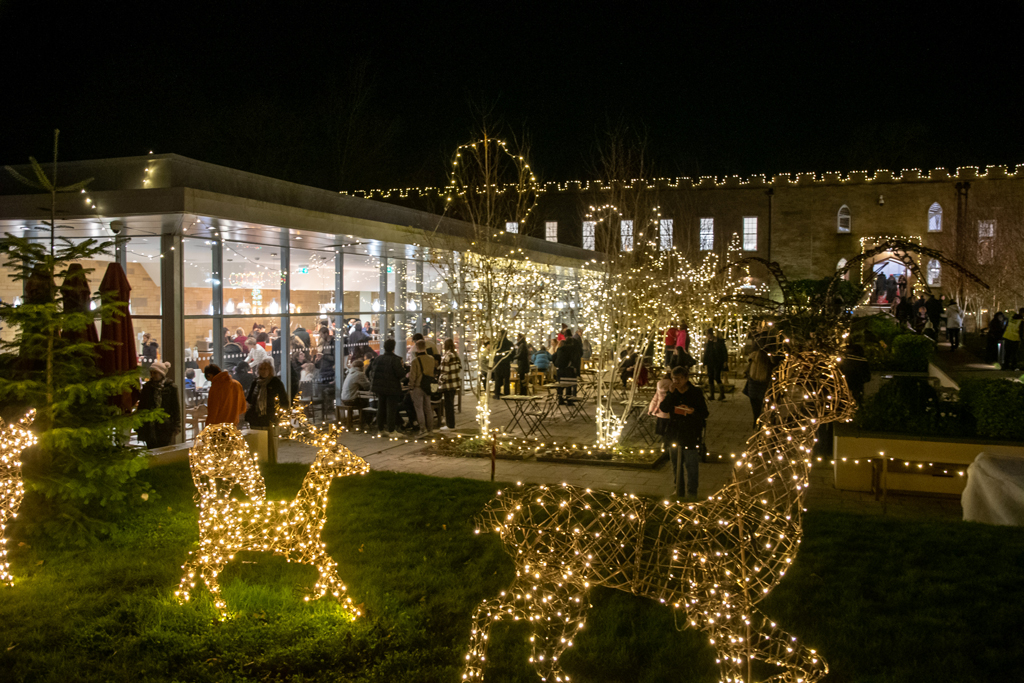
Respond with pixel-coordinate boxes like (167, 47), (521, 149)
(203, 364), (248, 426)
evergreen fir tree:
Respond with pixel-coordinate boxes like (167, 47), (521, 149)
(0, 131), (160, 545)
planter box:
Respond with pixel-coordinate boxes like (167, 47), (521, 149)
(147, 429), (268, 467)
(833, 426), (1024, 495)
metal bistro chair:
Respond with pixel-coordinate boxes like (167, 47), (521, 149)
(521, 393), (555, 439)
(297, 381), (325, 425)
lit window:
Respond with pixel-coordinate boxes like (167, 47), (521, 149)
(837, 205), (851, 233)
(699, 218), (714, 251)
(545, 221), (558, 242)
(659, 219), (673, 251)
(927, 259), (941, 286)
(620, 220), (633, 251)
(978, 220), (996, 264)
(743, 216), (758, 251)
(505, 221), (519, 234)
(583, 221), (596, 250)
(928, 203), (942, 232)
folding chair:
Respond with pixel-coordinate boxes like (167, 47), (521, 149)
(521, 393), (555, 439)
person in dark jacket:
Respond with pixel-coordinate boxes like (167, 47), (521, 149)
(659, 365), (709, 498)
(233, 361), (254, 394)
(492, 330), (514, 399)
(986, 311), (1008, 365)
(245, 359), (289, 465)
(551, 338), (578, 403)
(924, 293), (943, 331)
(369, 338), (406, 435)
(702, 329), (729, 401)
(515, 334), (530, 395)
(136, 360), (180, 449)
(839, 343), (872, 405)
(885, 275), (898, 304)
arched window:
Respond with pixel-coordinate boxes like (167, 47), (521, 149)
(837, 205), (851, 233)
(928, 203), (942, 232)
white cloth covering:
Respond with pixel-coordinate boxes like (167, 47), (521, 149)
(962, 452), (1024, 526)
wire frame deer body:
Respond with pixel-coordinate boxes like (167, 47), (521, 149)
(176, 420), (370, 618)
(465, 351), (854, 683)
(189, 423), (266, 503)
(0, 411), (36, 587)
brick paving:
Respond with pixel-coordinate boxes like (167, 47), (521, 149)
(279, 377), (963, 521)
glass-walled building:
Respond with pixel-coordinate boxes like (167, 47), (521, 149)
(0, 154), (591, 442)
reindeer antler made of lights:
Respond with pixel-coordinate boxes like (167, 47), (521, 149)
(1, 410), (36, 587)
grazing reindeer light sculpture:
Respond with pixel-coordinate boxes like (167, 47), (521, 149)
(176, 420), (369, 618)
(1, 410), (36, 587)
(466, 351), (853, 683)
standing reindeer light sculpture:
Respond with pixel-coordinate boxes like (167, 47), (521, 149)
(176, 417), (370, 618)
(466, 351), (853, 683)
(1, 410), (36, 587)
(465, 243), (988, 682)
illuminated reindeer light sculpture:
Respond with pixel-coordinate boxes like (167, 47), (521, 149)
(465, 242), (988, 683)
(189, 424), (266, 503)
(176, 415), (369, 617)
(466, 351), (853, 683)
(1, 410), (36, 587)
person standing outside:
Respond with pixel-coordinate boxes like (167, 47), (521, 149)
(945, 300), (963, 351)
(515, 333), (530, 394)
(676, 322), (690, 353)
(136, 360), (180, 448)
(408, 339), (437, 437)
(742, 331), (775, 429)
(663, 324), (679, 365)
(244, 359), (288, 465)
(702, 328), (729, 401)
(204, 363), (247, 426)
(438, 338), (462, 431)
(491, 330), (514, 399)
(1003, 309), (1023, 371)
(369, 338), (406, 437)
(659, 366), (709, 499)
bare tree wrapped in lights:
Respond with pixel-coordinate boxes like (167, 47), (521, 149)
(0, 411), (36, 587)
(426, 133), (558, 439)
(176, 421), (369, 618)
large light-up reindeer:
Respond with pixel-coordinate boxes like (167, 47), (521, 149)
(177, 405), (369, 618)
(0, 410), (36, 587)
(465, 242), (987, 683)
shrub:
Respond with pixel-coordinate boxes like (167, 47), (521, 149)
(891, 334), (935, 372)
(958, 379), (1024, 441)
(854, 377), (975, 438)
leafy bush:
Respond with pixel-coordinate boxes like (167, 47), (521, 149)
(854, 377), (975, 438)
(958, 379), (1024, 441)
(891, 334), (935, 372)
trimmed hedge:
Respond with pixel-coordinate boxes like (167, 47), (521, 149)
(959, 379), (1024, 441)
(855, 376), (1023, 441)
(891, 334), (935, 372)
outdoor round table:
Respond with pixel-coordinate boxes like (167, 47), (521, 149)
(500, 395), (540, 434)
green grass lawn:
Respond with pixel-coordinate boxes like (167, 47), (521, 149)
(1, 464), (1022, 682)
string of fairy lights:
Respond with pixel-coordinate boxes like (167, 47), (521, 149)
(342, 163), (1024, 201)
(0, 411), (36, 587)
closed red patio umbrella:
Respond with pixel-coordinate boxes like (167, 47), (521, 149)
(60, 263), (100, 345)
(98, 263), (138, 413)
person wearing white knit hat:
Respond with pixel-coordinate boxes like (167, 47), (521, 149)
(136, 360), (180, 448)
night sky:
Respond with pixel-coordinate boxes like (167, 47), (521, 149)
(3, 1), (1022, 192)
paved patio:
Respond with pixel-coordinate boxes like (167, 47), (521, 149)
(279, 376), (963, 521)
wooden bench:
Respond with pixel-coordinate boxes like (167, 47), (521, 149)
(335, 403), (364, 429)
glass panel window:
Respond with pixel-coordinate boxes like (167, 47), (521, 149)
(928, 203), (942, 232)
(837, 205), (852, 233)
(620, 219), (633, 251)
(978, 220), (996, 264)
(659, 219), (673, 251)
(927, 259), (941, 286)
(699, 218), (714, 251)
(743, 216), (758, 251)
(545, 221), (558, 242)
(582, 221), (596, 250)
(505, 221), (518, 234)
